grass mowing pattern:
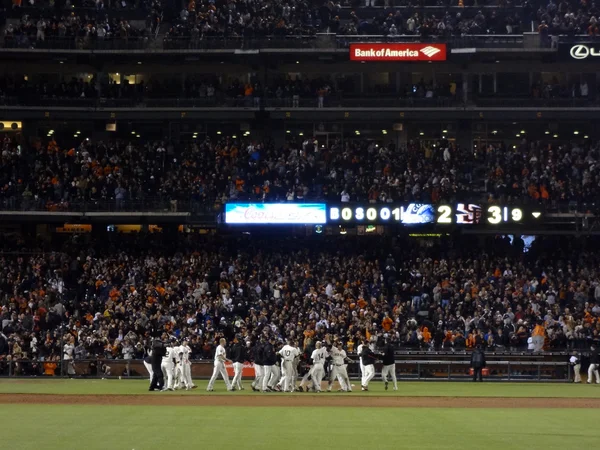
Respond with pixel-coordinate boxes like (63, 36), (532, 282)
(0, 405), (597, 450)
(1, 379), (599, 397)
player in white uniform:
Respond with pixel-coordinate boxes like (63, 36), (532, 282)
(356, 341), (365, 383)
(309, 341), (329, 392)
(207, 338), (233, 392)
(174, 340), (193, 390)
(183, 339), (196, 388)
(143, 347), (153, 384)
(172, 341), (183, 389)
(278, 340), (301, 392)
(327, 341), (352, 392)
(161, 341), (176, 391)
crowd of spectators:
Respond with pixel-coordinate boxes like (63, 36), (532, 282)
(0, 133), (478, 211)
(1, 0), (541, 49)
(0, 233), (599, 375)
(482, 139), (600, 205)
(2, 12), (152, 48)
(0, 73), (461, 108)
(2, 133), (599, 210)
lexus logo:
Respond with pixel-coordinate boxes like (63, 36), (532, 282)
(570, 44), (600, 60)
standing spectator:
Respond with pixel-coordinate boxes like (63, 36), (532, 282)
(470, 344), (486, 382)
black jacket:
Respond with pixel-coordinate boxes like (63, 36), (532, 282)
(360, 346), (377, 366)
(230, 342), (247, 364)
(252, 343), (265, 365)
(382, 343), (395, 366)
(263, 343), (277, 366)
(470, 348), (486, 368)
(590, 351), (599, 365)
(150, 341), (166, 368)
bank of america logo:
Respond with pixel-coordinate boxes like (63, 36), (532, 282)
(420, 46), (441, 57)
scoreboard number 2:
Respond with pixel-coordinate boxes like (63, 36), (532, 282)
(436, 205), (452, 224)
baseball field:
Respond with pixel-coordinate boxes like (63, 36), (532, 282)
(1, 380), (599, 450)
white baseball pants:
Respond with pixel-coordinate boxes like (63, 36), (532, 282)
(311, 363), (325, 391)
(268, 364), (280, 388)
(588, 364), (600, 383)
(183, 362), (194, 387)
(143, 361), (153, 383)
(381, 363), (398, 389)
(262, 365), (274, 391)
(161, 362), (174, 390)
(362, 364), (375, 387)
(573, 364), (581, 383)
(253, 364), (264, 389)
(282, 360), (294, 391)
(330, 364), (351, 391)
(207, 361), (231, 391)
(232, 362), (244, 389)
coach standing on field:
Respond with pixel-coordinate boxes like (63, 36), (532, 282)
(470, 344), (486, 382)
(149, 339), (166, 391)
(230, 334), (246, 391)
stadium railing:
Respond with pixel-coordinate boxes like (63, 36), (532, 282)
(0, 354), (573, 381)
(0, 196), (218, 214)
(0, 33), (526, 51)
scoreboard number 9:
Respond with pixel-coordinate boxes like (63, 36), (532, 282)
(487, 206), (523, 224)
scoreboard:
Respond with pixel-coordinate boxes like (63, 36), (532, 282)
(223, 202), (544, 227)
(327, 203), (542, 226)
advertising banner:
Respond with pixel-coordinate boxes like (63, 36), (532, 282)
(225, 362), (256, 377)
(224, 203), (327, 225)
(559, 43), (600, 61)
(350, 43), (447, 62)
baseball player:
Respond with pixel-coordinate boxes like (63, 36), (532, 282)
(360, 342), (378, 391)
(143, 346), (153, 385)
(161, 340), (177, 391)
(309, 341), (329, 392)
(327, 341), (352, 392)
(570, 351), (581, 383)
(262, 336), (277, 392)
(588, 345), (600, 384)
(230, 335), (247, 391)
(292, 342), (303, 391)
(172, 340), (184, 390)
(174, 340), (192, 390)
(180, 338), (195, 389)
(356, 340), (365, 384)
(251, 338), (265, 392)
(278, 339), (301, 392)
(381, 338), (398, 391)
(207, 338), (233, 392)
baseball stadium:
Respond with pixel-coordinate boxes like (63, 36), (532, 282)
(2, 0), (600, 447)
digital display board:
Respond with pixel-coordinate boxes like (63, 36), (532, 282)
(327, 204), (540, 226)
(225, 203), (327, 225)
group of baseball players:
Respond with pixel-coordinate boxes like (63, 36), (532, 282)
(143, 333), (399, 392)
(202, 334), (399, 393)
(145, 337), (197, 391)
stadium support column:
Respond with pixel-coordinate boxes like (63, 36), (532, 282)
(462, 74), (469, 104)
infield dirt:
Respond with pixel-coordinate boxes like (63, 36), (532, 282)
(1, 394), (599, 408)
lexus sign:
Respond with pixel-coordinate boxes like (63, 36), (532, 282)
(350, 43), (447, 62)
(569, 44), (600, 60)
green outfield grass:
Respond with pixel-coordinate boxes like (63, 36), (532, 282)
(0, 378), (599, 397)
(0, 404), (597, 450)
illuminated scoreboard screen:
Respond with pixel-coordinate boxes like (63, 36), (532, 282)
(327, 203), (542, 226)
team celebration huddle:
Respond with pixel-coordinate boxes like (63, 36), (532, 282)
(144, 333), (398, 393)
